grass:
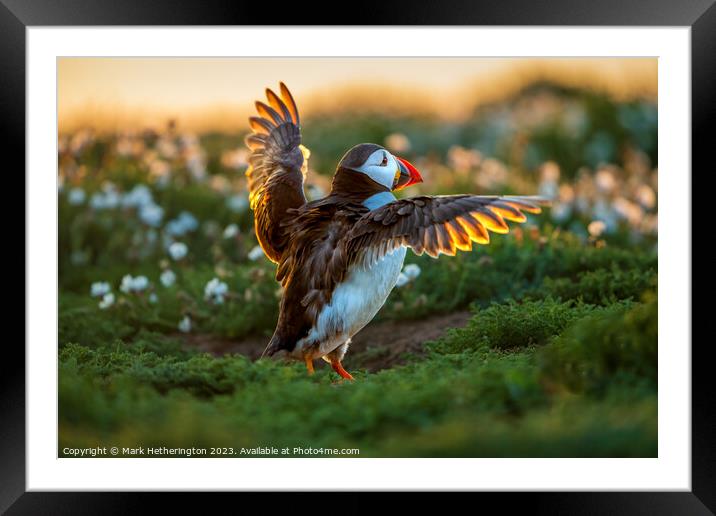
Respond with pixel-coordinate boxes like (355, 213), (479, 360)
(58, 235), (657, 457)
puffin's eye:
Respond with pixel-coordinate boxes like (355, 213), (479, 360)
(380, 154), (388, 166)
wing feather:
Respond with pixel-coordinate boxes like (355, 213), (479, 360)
(255, 101), (284, 126)
(266, 87), (293, 122)
(245, 83), (308, 263)
(280, 82), (301, 125)
(345, 195), (549, 264)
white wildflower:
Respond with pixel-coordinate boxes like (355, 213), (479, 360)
(204, 277), (229, 304)
(119, 275), (133, 293)
(384, 133), (411, 153)
(220, 148), (249, 170)
(168, 242), (188, 261)
(551, 202), (572, 223)
(177, 211), (198, 231)
(166, 211), (199, 236)
(121, 184), (153, 209)
(89, 182), (121, 210)
(595, 168), (617, 194)
(247, 245), (265, 261)
(69, 129), (94, 155)
(139, 202), (164, 227)
(613, 197), (643, 227)
(160, 269), (176, 288)
(165, 219), (184, 236)
(68, 187), (86, 205)
(120, 274), (149, 294)
(559, 184), (575, 204)
(448, 145), (481, 173)
(89, 192), (108, 209)
(178, 315), (192, 333)
(538, 181), (559, 200)
(538, 162), (560, 199)
(148, 293), (158, 304)
(395, 272), (410, 288)
(402, 264), (421, 281)
(593, 200), (619, 232)
(98, 292), (115, 310)
(209, 175), (230, 193)
(226, 194), (249, 214)
(187, 154), (207, 181)
(149, 159), (171, 185)
(116, 135), (143, 157)
(539, 161), (561, 183)
(131, 275), (149, 292)
(634, 184), (656, 209)
(180, 133), (199, 148)
(223, 223), (239, 239)
(90, 281), (111, 297)
(475, 158), (508, 190)
(157, 137), (178, 159)
(587, 220), (607, 238)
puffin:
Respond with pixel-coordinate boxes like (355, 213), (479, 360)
(245, 83), (548, 380)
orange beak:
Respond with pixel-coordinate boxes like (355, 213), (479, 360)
(393, 156), (423, 190)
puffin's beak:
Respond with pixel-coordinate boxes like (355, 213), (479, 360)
(393, 156), (423, 191)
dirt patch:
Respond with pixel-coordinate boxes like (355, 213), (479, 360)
(344, 311), (471, 371)
(181, 332), (270, 361)
(181, 311), (471, 372)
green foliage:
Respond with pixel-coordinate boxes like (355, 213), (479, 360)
(383, 230), (656, 321)
(58, 228), (656, 343)
(58, 210), (658, 457)
(58, 298), (657, 456)
(382, 397), (657, 458)
(427, 299), (622, 355)
(540, 296), (657, 396)
(59, 293), (135, 348)
(532, 267), (656, 305)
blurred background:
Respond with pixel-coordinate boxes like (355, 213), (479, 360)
(58, 58), (658, 458)
(59, 57), (657, 280)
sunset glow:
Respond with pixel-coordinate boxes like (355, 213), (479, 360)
(58, 57), (657, 133)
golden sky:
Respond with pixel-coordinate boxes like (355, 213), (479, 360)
(58, 57), (657, 133)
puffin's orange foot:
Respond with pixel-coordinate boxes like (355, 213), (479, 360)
(305, 357), (315, 375)
(330, 359), (354, 381)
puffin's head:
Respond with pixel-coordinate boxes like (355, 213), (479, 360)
(337, 143), (423, 192)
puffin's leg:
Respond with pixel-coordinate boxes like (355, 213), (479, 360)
(326, 339), (354, 380)
(330, 358), (354, 381)
(304, 357), (314, 375)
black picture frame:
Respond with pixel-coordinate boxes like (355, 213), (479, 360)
(3, 0), (709, 512)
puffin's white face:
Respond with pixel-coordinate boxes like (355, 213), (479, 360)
(353, 149), (400, 190)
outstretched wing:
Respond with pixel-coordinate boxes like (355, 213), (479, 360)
(345, 195), (549, 266)
(245, 83), (307, 263)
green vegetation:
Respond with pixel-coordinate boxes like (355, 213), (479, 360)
(59, 235), (657, 457)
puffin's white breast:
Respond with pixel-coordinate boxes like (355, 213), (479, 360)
(299, 246), (407, 357)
